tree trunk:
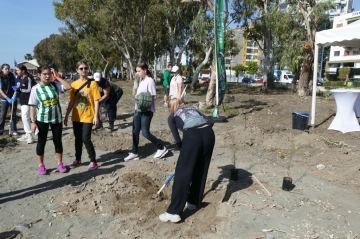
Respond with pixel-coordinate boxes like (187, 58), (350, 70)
(190, 46), (212, 91)
(205, 54), (217, 108)
(297, 51), (313, 96)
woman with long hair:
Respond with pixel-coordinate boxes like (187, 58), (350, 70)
(0, 63), (18, 135)
(64, 61), (101, 171)
(15, 65), (37, 143)
(159, 98), (215, 223)
(124, 62), (168, 161)
(28, 65), (71, 175)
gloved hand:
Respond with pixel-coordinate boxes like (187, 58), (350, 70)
(12, 86), (20, 91)
(11, 94), (17, 102)
(6, 97), (12, 104)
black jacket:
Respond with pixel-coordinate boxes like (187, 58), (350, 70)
(19, 75), (34, 105)
(0, 73), (15, 100)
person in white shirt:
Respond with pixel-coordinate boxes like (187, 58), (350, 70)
(168, 65), (184, 102)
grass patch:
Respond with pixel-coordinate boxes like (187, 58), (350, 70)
(222, 104), (238, 117)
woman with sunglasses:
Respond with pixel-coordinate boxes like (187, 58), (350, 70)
(28, 65), (71, 175)
(64, 61), (101, 171)
(0, 63), (18, 135)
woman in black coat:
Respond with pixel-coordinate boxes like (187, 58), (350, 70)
(0, 63), (18, 135)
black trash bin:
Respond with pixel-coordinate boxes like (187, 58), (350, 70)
(292, 112), (309, 130)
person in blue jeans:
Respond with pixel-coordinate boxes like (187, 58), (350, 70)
(93, 72), (123, 131)
(104, 82), (123, 131)
(124, 62), (168, 161)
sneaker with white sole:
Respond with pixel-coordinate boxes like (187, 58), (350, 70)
(17, 134), (28, 141)
(27, 134), (35, 144)
(159, 212), (181, 223)
(186, 202), (197, 210)
(154, 147), (168, 159)
(12, 131), (18, 136)
(124, 153), (139, 162)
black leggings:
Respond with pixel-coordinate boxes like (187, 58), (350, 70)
(36, 121), (63, 156)
(167, 126), (215, 215)
(72, 121), (96, 162)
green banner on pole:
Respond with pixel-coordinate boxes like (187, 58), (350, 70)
(215, 0), (226, 106)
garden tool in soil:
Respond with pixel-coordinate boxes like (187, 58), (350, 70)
(157, 173), (175, 194)
(9, 102), (14, 135)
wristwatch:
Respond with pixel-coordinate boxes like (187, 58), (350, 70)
(30, 120), (36, 123)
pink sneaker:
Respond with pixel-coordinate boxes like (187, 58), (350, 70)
(38, 165), (47, 175)
(88, 161), (98, 171)
(57, 163), (67, 173)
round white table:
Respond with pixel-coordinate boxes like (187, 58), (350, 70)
(328, 89), (360, 133)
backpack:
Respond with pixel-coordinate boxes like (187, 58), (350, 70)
(135, 92), (153, 112)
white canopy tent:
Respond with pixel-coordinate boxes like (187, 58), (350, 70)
(311, 19), (360, 128)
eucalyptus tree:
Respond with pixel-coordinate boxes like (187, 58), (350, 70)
(54, 0), (162, 81)
(232, 0), (289, 88)
(292, 0), (334, 96)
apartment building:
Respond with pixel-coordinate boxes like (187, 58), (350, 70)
(225, 28), (263, 78)
(326, 10), (360, 79)
(328, 0), (354, 20)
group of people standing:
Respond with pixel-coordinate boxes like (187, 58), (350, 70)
(0, 60), (216, 223)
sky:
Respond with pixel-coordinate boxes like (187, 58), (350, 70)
(0, 1), (359, 69)
(0, 1), (65, 68)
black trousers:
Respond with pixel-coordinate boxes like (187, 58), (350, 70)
(36, 121), (63, 155)
(167, 126), (215, 216)
(0, 100), (17, 133)
(72, 121), (96, 162)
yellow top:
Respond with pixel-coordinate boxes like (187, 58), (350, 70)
(69, 79), (101, 123)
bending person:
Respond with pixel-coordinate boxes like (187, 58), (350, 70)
(28, 65), (71, 175)
(159, 98), (215, 223)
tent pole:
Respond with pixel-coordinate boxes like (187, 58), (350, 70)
(311, 44), (319, 130)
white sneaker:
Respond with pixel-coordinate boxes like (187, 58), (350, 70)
(124, 153), (139, 162)
(12, 131), (18, 136)
(27, 134), (35, 144)
(17, 134), (28, 141)
(159, 212), (181, 223)
(154, 147), (168, 159)
(186, 202), (197, 210)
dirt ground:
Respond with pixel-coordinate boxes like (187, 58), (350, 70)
(0, 80), (359, 239)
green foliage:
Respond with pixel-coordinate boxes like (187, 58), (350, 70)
(232, 64), (246, 76)
(222, 104), (238, 117)
(34, 33), (81, 72)
(24, 53), (33, 61)
(246, 62), (258, 74)
(338, 67), (351, 79)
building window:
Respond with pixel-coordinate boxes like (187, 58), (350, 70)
(247, 42), (253, 47)
(246, 55), (252, 59)
(334, 51), (340, 56)
(225, 59), (231, 64)
(353, 51), (360, 55)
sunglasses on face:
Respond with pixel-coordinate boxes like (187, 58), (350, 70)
(79, 67), (88, 71)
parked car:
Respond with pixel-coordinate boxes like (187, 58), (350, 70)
(201, 77), (211, 82)
(317, 78), (325, 86)
(242, 77), (256, 83)
(257, 78), (264, 84)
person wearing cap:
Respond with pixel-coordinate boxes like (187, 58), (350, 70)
(162, 64), (172, 106)
(93, 73), (123, 131)
(169, 65), (184, 102)
(93, 72), (110, 130)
